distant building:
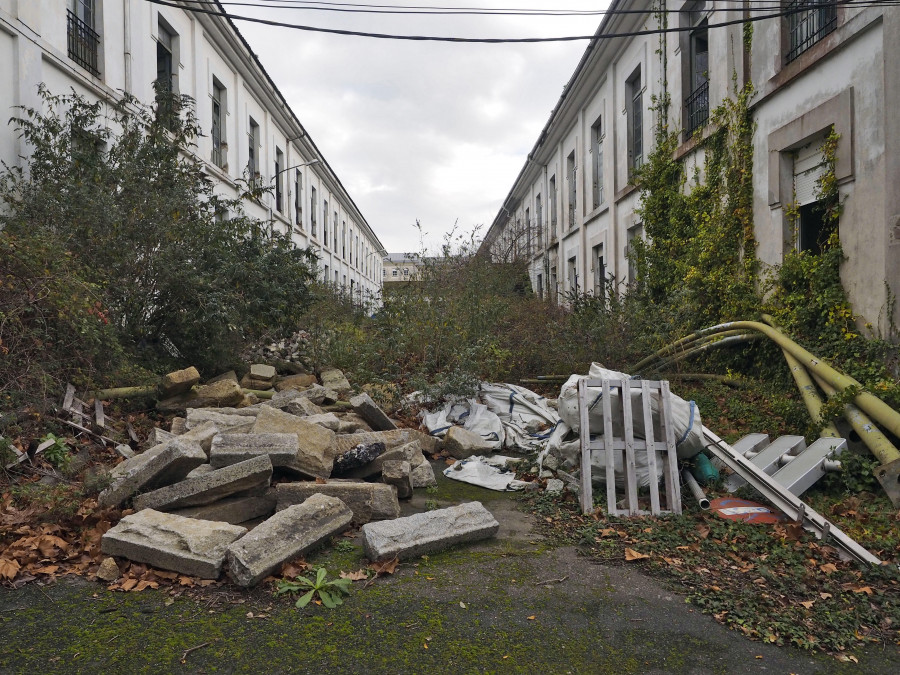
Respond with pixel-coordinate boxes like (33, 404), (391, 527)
(382, 253), (426, 284)
(0, 0), (386, 299)
(480, 1), (900, 335)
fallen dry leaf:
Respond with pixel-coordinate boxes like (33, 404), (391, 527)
(369, 557), (399, 576)
(820, 592), (833, 600)
(527, 615), (536, 620)
(120, 578), (138, 591)
(624, 548), (649, 561)
(800, 600), (815, 609)
(695, 523), (711, 540)
(819, 563), (838, 574)
(0, 558), (21, 580)
(339, 570), (368, 581)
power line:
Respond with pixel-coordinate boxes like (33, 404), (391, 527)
(148, 0), (887, 43)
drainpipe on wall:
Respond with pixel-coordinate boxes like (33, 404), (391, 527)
(123, 0), (132, 93)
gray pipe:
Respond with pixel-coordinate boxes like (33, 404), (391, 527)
(681, 469), (710, 510)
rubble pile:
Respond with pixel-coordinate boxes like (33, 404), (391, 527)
(97, 365), (499, 587)
(247, 330), (316, 370)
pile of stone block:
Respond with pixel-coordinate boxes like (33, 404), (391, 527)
(99, 366), (489, 587)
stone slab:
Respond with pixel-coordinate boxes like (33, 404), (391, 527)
(187, 379), (245, 409)
(382, 460), (412, 500)
(185, 409), (258, 430)
(444, 426), (494, 459)
(170, 489), (277, 525)
(338, 441), (423, 479)
(275, 482), (400, 524)
(283, 397), (325, 417)
(170, 417), (187, 435)
(161, 366), (201, 397)
(132, 455), (273, 512)
(319, 367), (352, 395)
(210, 433), (301, 471)
(361, 501), (499, 561)
(249, 363), (277, 382)
(251, 406), (335, 478)
(102, 509), (246, 579)
(100, 439), (207, 507)
(275, 373), (317, 392)
(335, 429), (440, 456)
(303, 413), (340, 431)
(148, 427), (176, 447)
(349, 392), (397, 431)
(226, 494), (352, 587)
(411, 461), (437, 488)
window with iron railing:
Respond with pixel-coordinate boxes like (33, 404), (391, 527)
(211, 80), (226, 168)
(786, 0), (837, 63)
(67, 9), (100, 76)
(685, 18), (709, 136)
(685, 80), (709, 136)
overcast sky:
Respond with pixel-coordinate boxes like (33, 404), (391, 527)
(233, 1), (611, 254)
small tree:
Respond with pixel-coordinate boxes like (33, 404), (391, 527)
(0, 85), (317, 375)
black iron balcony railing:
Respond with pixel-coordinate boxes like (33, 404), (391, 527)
(786, 0), (837, 63)
(685, 79), (709, 136)
(67, 10), (100, 77)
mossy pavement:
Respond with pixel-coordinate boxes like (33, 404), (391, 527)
(0, 463), (896, 674)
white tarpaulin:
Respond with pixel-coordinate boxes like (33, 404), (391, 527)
(442, 455), (531, 491)
(422, 399), (504, 451)
(478, 383), (560, 452)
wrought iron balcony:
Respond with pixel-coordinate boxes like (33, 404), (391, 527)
(685, 79), (709, 137)
(67, 10), (100, 77)
(786, 0), (837, 63)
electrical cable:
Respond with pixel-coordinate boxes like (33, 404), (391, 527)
(146, 0), (880, 43)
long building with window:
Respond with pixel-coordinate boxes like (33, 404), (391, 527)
(0, 0), (386, 302)
(480, 1), (899, 335)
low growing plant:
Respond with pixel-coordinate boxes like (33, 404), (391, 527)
(40, 433), (71, 471)
(275, 567), (352, 609)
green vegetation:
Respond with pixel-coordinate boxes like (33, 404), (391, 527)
(0, 85), (317, 409)
(275, 566), (352, 608)
(39, 433), (71, 472)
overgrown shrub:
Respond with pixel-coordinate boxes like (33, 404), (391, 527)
(0, 85), (317, 396)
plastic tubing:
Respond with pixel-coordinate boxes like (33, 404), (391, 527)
(681, 468), (710, 509)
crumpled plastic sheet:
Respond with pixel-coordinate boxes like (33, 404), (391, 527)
(442, 455), (531, 491)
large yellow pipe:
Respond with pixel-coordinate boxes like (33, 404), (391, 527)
(777, 347), (840, 438)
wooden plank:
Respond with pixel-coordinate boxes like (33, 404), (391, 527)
(659, 381), (682, 514)
(577, 379), (594, 514)
(641, 380), (661, 514)
(127, 423), (140, 445)
(94, 399), (105, 429)
(62, 383), (75, 411)
(602, 380), (618, 516)
(619, 380), (639, 514)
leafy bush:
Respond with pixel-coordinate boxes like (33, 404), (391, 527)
(275, 566), (352, 609)
(0, 85), (317, 392)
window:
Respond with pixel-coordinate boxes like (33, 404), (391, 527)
(323, 200), (329, 246)
(592, 243), (606, 297)
(591, 117), (604, 209)
(247, 117), (259, 178)
(524, 207), (531, 255)
(274, 147), (284, 213)
(155, 19), (178, 126)
(550, 267), (558, 303)
(567, 152), (577, 229)
(537, 273), (543, 299)
(211, 79), (226, 168)
(627, 66), (643, 173)
(68, 0), (100, 76)
(535, 194), (543, 248)
(549, 175), (558, 234)
(310, 186), (317, 237)
(294, 170), (303, 226)
(626, 224), (643, 284)
(334, 211), (339, 249)
(342, 221), (347, 259)
(786, 0), (837, 63)
(324, 264), (329, 283)
(793, 140), (829, 253)
(685, 5), (709, 136)
(567, 256), (578, 294)
(392, 269), (398, 277)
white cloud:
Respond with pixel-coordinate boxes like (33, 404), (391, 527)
(234, 1), (610, 253)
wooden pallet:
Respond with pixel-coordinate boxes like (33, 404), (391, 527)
(577, 378), (681, 516)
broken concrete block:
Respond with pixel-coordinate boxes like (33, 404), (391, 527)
(275, 373), (317, 392)
(148, 427), (176, 447)
(170, 417), (187, 435)
(545, 478), (564, 494)
(411, 461), (437, 488)
(444, 426), (494, 459)
(186, 464), (214, 479)
(188, 379), (245, 409)
(186, 409), (257, 430)
(275, 482), (400, 524)
(335, 429), (440, 456)
(272, 384), (329, 407)
(333, 442), (385, 474)
(382, 460), (412, 499)
(337, 413), (373, 434)
(361, 502), (499, 561)
(283, 397), (325, 417)
(170, 489), (277, 525)
(115, 444), (135, 460)
(132, 455), (273, 512)
(226, 494), (352, 587)
(340, 441), (425, 479)
(349, 392), (397, 432)
(206, 370), (239, 386)
(302, 413), (340, 431)
(250, 363), (277, 383)
(102, 509), (247, 579)
(100, 439), (207, 508)
(319, 367), (352, 395)
(161, 366), (201, 397)
(210, 433), (300, 471)
(96, 556), (120, 582)
(251, 406), (335, 478)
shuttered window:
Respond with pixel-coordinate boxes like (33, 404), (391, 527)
(793, 142), (826, 206)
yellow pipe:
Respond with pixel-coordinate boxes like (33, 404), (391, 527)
(631, 329), (746, 373)
(648, 333), (763, 373)
(774, 347), (840, 438)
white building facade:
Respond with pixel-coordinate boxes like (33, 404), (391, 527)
(0, 0), (386, 301)
(481, 1), (900, 336)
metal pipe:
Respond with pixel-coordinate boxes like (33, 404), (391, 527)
(681, 468), (710, 510)
(775, 344), (840, 438)
(631, 329), (746, 373)
(648, 334), (763, 373)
